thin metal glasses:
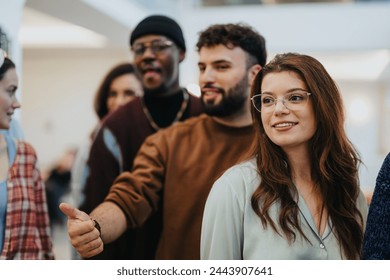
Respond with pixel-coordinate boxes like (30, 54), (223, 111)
(251, 90), (312, 112)
(132, 40), (173, 57)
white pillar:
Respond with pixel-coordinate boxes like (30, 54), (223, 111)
(0, 0), (26, 119)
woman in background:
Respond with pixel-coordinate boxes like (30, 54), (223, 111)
(201, 53), (368, 260)
(0, 53), (54, 259)
(94, 63), (143, 122)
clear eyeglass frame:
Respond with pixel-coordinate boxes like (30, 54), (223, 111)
(131, 40), (174, 56)
(251, 91), (312, 112)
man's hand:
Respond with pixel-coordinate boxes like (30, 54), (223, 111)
(59, 202), (103, 258)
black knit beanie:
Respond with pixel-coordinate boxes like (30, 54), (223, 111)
(130, 15), (186, 51)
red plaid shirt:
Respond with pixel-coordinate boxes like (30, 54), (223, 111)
(0, 141), (54, 259)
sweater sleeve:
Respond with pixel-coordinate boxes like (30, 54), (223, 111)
(362, 153), (390, 259)
(201, 170), (244, 260)
(105, 132), (166, 229)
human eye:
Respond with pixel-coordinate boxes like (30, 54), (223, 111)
(287, 92), (306, 103)
(124, 90), (136, 97)
(215, 63), (230, 71)
(132, 45), (145, 55)
(152, 41), (172, 53)
(261, 95), (274, 106)
(7, 87), (17, 97)
(152, 42), (165, 52)
(198, 64), (205, 73)
(108, 91), (117, 98)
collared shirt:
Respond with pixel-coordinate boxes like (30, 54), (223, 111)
(0, 139), (54, 260)
(201, 159), (368, 260)
(0, 134), (16, 252)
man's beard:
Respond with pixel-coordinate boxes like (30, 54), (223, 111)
(202, 76), (248, 117)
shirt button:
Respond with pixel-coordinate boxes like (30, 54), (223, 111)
(319, 243), (325, 249)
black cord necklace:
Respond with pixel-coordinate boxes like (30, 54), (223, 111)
(140, 90), (189, 131)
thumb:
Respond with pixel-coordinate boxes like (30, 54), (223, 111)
(59, 202), (90, 221)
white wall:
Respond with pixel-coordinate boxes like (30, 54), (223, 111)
(0, 0), (26, 118)
(178, 2), (390, 87)
(339, 80), (390, 193)
(18, 1), (390, 191)
(179, 3), (390, 193)
(0, 0), (25, 61)
(21, 49), (130, 170)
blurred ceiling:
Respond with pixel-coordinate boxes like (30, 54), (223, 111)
(20, 0), (390, 81)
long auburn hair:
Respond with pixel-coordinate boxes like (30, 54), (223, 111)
(250, 53), (364, 259)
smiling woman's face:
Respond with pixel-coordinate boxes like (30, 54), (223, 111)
(260, 70), (317, 153)
(0, 68), (20, 129)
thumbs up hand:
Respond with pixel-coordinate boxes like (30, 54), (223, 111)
(59, 202), (103, 258)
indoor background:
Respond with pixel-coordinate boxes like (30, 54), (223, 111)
(0, 2), (389, 255)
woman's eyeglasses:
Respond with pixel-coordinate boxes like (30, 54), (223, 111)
(251, 90), (312, 112)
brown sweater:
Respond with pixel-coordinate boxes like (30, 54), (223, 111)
(81, 90), (203, 259)
(106, 114), (255, 259)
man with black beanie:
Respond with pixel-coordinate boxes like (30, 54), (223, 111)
(78, 15), (203, 259)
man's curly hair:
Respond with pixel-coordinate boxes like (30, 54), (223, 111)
(196, 23), (267, 67)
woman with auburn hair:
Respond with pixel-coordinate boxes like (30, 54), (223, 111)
(201, 52), (368, 260)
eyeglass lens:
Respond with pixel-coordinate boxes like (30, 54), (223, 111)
(132, 41), (172, 56)
(252, 91), (310, 112)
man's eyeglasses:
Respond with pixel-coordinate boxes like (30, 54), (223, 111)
(251, 90), (312, 112)
(131, 40), (174, 56)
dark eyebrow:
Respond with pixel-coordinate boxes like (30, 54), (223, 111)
(262, 88), (307, 95)
(286, 88), (307, 93)
(198, 59), (232, 65)
(212, 60), (231, 65)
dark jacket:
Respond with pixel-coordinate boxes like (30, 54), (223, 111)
(362, 153), (390, 259)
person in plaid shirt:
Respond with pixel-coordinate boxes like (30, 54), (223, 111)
(0, 53), (54, 259)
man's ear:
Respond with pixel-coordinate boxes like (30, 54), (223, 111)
(179, 50), (186, 63)
(248, 64), (262, 86)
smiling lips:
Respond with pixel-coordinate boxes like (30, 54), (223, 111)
(272, 122), (297, 128)
(202, 87), (222, 101)
(143, 67), (160, 74)
(141, 65), (161, 78)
